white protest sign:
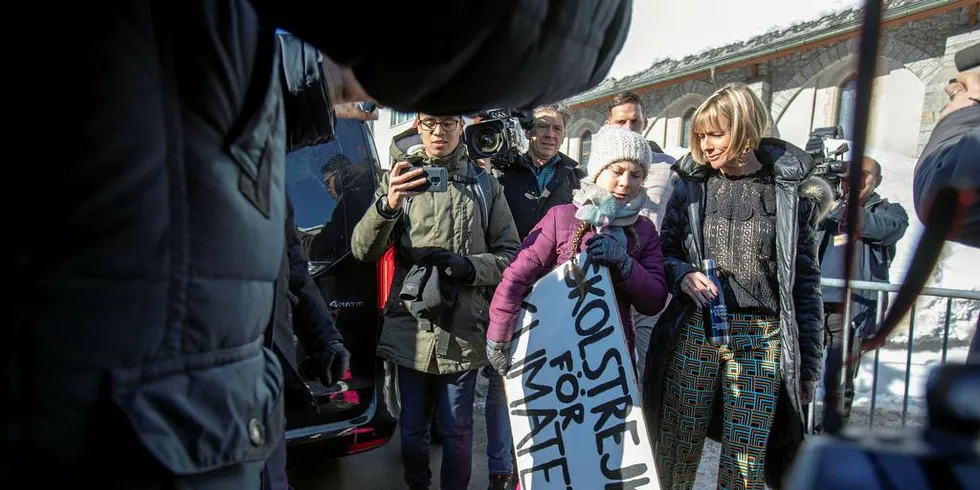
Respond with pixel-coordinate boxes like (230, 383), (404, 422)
(504, 253), (660, 490)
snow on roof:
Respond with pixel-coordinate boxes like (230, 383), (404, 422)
(566, 0), (940, 105)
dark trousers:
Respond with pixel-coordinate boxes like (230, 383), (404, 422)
(822, 307), (863, 425)
(261, 413), (292, 490)
(398, 366), (478, 490)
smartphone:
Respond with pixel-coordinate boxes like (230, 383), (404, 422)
(406, 156), (448, 192)
(417, 166), (448, 193)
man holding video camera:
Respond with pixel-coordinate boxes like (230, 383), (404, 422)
(815, 156), (908, 428)
(495, 105), (586, 239)
(352, 113), (520, 490)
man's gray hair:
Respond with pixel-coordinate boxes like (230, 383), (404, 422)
(533, 103), (571, 126)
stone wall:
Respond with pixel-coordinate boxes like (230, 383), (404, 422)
(566, 7), (974, 159)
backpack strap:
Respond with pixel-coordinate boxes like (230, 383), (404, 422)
(448, 161), (493, 237)
(471, 162), (493, 235)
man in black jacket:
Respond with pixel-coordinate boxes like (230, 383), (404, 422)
(497, 105), (586, 239)
(816, 156), (908, 428)
(12, 2), (631, 488)
(262, 194), (352, 490)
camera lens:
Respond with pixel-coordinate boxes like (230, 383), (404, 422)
(476, 128), (504, 155)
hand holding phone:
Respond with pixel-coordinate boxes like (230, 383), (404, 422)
(386, 162), (429, 210)
(404, 154), (448, 194)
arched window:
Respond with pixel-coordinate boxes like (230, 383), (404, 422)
(837, 77), (858, 139)
(580, 131), (592, 164)
(681, 108), (696, 148)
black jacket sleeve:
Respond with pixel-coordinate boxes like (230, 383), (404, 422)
(823, 199), (909, 247)
(860, 201), (909, 247)
(277, 31), (335, 152)
(252, 0), (632, 115)
(913, 105), (980, 248)
(659, 179), (697, 296)
(794, 195), (824, 382)
(286, 197), (343, 355)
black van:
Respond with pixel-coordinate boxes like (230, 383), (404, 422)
(281, 118), (398, 459)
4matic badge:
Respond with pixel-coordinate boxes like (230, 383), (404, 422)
(329, 300), (365, 309)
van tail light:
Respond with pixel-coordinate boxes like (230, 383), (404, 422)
(348, 435), (389, 454)
(376, 245), (396, 311)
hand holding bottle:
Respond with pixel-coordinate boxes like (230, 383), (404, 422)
(680, 271), (719, 307)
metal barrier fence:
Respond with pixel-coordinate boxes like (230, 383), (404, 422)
(809, 278), (980, 431)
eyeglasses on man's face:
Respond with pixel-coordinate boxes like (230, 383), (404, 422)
(418, 118), (462, 132)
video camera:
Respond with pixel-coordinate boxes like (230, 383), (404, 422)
(464, 108), (535, 167)
(805, 126), (853, 198)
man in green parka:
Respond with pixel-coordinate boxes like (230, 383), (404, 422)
(352, 113), (520, 490)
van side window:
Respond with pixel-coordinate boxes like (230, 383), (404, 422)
(286, 119), (379, 262)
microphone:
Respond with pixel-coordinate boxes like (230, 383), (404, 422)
(954, 42), (979, 72)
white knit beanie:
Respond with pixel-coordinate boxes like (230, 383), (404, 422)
(585, 126), (653, 182)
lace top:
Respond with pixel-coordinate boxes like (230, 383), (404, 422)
(703, 166), (780, 315)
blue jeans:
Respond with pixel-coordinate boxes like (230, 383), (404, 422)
(484, 366), (514, 476)
(398, 366), (478, 490)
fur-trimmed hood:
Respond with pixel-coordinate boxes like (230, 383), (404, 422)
(799, 174), (834, 222)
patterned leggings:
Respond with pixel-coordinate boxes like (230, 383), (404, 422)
(656, 311), (781, 490)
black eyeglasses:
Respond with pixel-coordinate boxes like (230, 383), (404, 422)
(418, 118), (461, 132)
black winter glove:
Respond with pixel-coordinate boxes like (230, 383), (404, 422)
(486, 339), (512, 376)
(314, 340), (351, 386)
(585, 234), (632, 281)
(428, 250), (476, 283)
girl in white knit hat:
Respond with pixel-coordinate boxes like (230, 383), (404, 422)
(485, 126), (670, 373)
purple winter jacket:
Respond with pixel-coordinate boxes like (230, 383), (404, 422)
(487, 203), (669, 354)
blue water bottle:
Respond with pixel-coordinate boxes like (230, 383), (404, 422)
(702, 259), (730, 346)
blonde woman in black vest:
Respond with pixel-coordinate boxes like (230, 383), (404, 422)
(643, 83), (833, 489)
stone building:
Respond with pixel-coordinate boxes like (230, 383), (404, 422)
(556, 0), (979, 345)
(561, 0), (977, 166)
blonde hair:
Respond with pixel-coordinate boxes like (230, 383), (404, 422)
(689, 83), (770, 165)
